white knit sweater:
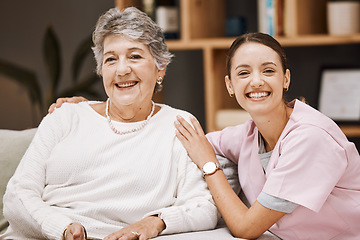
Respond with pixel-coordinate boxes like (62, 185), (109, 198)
(2, 102), (218, 240)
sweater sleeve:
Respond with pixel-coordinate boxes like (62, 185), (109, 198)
(3, 105), (75, 240)
(145, 139), (219, 234)
(143, 108), (220, 234)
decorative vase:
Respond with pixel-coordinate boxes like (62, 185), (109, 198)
(327, 0), (360, 35)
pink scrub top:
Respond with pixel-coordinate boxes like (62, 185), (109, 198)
(207, 100), (360, 240)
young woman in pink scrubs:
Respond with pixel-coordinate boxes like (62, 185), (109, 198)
(175, 32), (360, 240)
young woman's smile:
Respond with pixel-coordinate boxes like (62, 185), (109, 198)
(246, 91), (271, 100)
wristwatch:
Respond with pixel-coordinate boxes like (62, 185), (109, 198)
(201, 162), (221, 177)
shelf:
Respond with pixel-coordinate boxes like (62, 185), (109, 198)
(166, 34), (360, 51)
(278, 34), (360, 47)
(340, 126), (360, 138)
(166, 38), (233, 50)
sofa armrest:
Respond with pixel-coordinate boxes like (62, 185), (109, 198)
(0, 128), (37, 233)
(0, 218), (9, 233)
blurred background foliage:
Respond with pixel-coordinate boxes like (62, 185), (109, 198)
(0, 25), (101, 118)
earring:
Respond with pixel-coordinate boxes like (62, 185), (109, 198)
(157, 76), (163, 85)
(229, 92), (234, 98)
(284, 87), (289, 92)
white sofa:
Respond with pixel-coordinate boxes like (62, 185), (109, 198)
(0, 128), (280, 239)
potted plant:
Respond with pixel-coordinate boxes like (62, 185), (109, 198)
(0, 26), (101, 124)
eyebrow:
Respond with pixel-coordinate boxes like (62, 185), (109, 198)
(234, 62), (277, 70)
(128, 47), (145, 52)
(103, 50), (116, 56)
(103, 47), (145, 56)
(262, 61), (277, 67)
(234, 64), (250, 71)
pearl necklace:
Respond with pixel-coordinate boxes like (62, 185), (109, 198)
(105, 98), (155, 135)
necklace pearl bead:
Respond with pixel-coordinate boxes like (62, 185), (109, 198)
(105, 98), (155, 135)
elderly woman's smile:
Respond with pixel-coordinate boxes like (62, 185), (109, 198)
(115, 81), (138, 89)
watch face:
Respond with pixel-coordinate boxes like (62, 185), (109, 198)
(203, 162), (216, 174)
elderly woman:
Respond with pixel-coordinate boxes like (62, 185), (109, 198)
(1, 7), (218, 240)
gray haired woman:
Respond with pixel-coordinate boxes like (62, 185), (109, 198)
(2, 7), (218, 240)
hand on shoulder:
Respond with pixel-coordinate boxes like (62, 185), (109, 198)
(48, 96), (88, 114)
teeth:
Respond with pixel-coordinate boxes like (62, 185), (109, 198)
(248, 92), (269, 98)
(116, 82), (136, 88)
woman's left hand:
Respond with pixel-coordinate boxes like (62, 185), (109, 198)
(103, 216), (165, 240)
(63, 223), (86, 240)
(175, 115), (217, 169)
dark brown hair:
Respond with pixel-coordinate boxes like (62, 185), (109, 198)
(226, 32), (288, 78)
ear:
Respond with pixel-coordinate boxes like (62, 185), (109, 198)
(283, 69), (291, 89)
(225, 75), (234, 96)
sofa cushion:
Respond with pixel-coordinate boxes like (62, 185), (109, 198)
(0, 128), (37, 231)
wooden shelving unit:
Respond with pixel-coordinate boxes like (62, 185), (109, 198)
(115, 0), (360, 138)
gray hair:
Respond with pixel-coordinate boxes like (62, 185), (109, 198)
(92, 7), (173, 76)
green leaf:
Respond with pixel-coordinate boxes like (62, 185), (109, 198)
(43, 25), (61, 96)
(56, 73), (100, 99)
(0, 59), (43, 110)
(71, 34), (93, 82)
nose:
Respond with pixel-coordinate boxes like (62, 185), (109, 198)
(115, 59), (131, 76)
(250, 73), (264, 88)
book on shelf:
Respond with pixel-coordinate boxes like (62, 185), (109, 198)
(155, 0), (180, 39)
(282, 0), (328, 37)
(257, 0), (284, 37)
(141, 0), (180, 39)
